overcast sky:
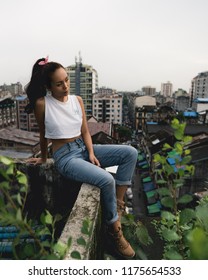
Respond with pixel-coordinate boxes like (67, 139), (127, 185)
(1, 0), (208, 92)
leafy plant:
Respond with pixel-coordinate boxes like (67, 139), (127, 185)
(70, 217), (93, 260)
(0, 155), (70, 259)
(121, 213), (153, 259)
(186, 195), (208, 259)
(152, 118), (198, 259)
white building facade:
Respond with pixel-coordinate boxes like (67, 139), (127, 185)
(191, 71), (208, 100)
(161, 81), (173, 97)
(93, 89), (123, 124)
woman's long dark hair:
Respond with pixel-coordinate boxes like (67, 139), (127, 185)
(25, 58), (64, 114)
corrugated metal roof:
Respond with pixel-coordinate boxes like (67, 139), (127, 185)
(193, 98), (208, 103)
(183, 111), (198, 117)
(0, 127), (39, 146)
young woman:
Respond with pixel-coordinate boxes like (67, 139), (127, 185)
(25, 56), (138, 259)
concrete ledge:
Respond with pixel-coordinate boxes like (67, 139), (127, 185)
(59, 183), (101, 260)
(14, 160), (101, 259)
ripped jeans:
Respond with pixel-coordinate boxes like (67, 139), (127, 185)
(53, 138), (137, 225)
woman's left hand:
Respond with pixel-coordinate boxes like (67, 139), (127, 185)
(25, 157), (46, 165)
(89, 154), (100, 167)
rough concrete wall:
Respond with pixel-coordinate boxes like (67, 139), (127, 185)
(16, 160), (101, 259)
(59, 183), (101, 260)
(13, 160), (82, 240)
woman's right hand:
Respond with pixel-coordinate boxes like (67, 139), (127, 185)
(25, 158), (46, 165)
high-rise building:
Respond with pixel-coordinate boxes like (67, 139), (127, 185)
(66, 55), (98, 119)
(161, 81), (173, 97)
(191, 71), (208, 100)
(142, 86), (156, 96)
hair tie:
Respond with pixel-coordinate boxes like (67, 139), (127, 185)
(38, 55), (49, 65)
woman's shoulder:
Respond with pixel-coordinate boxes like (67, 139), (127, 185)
(35, 97), (45, 108)
(70, 94), (83, 104)
(74, 95), (83, 103)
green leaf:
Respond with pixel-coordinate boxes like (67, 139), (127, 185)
(165, 249), (183, 260)
(187, 227), (208, 260)
(156, 179), (167, 185)
(195, 205), (208, 231)
(6, 164), (14, 175)
(45, 213), (53, 224)
(0, 169), (10, 181)
(153, 154), (166, 164)
(184, 149), (191, 155)
(20, 186), (27, 193)
(16, 171), (28, 185)
(179, 208), (196, 225)
(161, 211), (176, 221)
(67, 237), (72, 248)
(23, 243), (35, 257)
(0, 181), (10, 191)
(16, 193), (22, 206)
(43, 254), (59, 260)
(77, 237), (86, 246)
(40, 213), (46, 225)
(0, 155), (13, 165)
(53, 241), (67, 256)
(157, 187), (171, 196)
(71, 250), (81, 259)
(135, 224), (151, 246)
(177, 194), (193, 204)
(81, 219), (91, 235)
(185, 165), (195, 175)
(171, 118), (179, 129)
(162, 229), (180, 241)
(174, 130), (184, 141)
(183, 136), (192, 144)
(16, 208), (22, 221)
(153, 154), (161, 162)
(181, 156), (192, 165)
(174, 142), (183, 153)
(161, 197), (174, 209)
(173, 178), (184, 188)
(162, 143), (172, 150)
(165, 165), (175, 176)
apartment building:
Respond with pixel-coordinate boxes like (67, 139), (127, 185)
(191, 71), (208, 100)
(16, 95), (39, 132)
(0, 97), (16, 128)
(161, 81), (173, 97)
(142, 86), (156, 96)
(93, 88), (123, 124)
(173, 88), (190, 112)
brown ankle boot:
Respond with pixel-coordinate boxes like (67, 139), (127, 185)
(108, 220), (135, 259)
(117, 199), (126, 220)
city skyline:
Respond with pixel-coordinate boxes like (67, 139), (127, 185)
(1, 0), (208, 92)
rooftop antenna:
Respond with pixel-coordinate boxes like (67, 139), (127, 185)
(79, 51), (82, 63)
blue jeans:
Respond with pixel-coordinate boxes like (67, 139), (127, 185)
(53, 138), (137, 225)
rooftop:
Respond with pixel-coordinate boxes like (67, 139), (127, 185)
(0, 127), (39, 146)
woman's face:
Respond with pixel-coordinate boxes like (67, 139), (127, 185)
(49, 67), (70, 100)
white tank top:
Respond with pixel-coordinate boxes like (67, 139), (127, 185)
(44, 94), (83, 139)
